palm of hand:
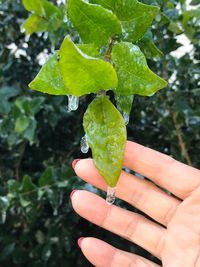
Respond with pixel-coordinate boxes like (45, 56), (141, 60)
(163, 186), (200, 267)
(71, 141), (200, 267)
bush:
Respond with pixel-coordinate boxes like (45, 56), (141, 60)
(0, 0), (199, 266)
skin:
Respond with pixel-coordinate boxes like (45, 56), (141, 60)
(71, 141), (200, 267)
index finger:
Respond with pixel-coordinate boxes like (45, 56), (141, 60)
(124, 141), (200, 199)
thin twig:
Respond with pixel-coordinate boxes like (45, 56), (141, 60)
(172, 112), (193, 166)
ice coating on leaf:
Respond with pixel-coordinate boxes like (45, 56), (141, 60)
(123, 112), (129, 125)
(68, 95), (79, 112)
(112, 42), (167, 96)
(106, 186), (116, 205)
(115, 94), (134, 125)
(90, 0), (159, 42)
(59, 36), (118, 96)
(67, 0), (121, 46)
(81, 135), (89, 154)
(29, 52), (70, 95)
(83, 95), (126, 187)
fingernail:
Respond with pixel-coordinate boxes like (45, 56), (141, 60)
(70, 190), (78, 199)
(72, 159), (81, 169)
(77, 237), (84, 248)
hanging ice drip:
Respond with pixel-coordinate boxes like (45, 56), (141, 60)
(122, 112), (129, 125)
(106, 187), (116, 205)
(80, 135), (89, 154)
(67, 95), (79, 112)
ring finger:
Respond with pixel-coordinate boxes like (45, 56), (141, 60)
(71, 190), (166, 259)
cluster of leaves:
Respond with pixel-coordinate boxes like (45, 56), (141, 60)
(26, 0), (168, 187)
(0, 0), (199, 266)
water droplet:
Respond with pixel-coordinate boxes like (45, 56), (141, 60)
(0, 211), (6, 224)
(67, 95), (79, 112)
(123, 112), (129, 125)
(106, 187), (116, 205)
(81, 135), (89, 154)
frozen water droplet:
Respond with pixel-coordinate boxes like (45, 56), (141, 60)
(123, 112), (129, 125)
(0, 211), (6, 224)
(106, 187), (116, 205)
(81, 135), (89, 154)
(68, 95), (79, 112)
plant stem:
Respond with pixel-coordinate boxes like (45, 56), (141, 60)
(172, 112), (192, 166)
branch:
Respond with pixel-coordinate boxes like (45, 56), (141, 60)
(172, 112), (193, 166)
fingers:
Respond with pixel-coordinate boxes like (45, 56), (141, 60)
(124, 141), (200, 199)
(74, 159), (180, 226)
(79, 237), (160, 267)
(71, 190), (166, 259)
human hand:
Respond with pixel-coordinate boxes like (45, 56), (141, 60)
(71, 141), (200, 267)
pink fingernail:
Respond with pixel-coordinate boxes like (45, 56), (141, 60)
(72, 159), (81, 169)
(70, 190), (77, 199)
(77, 237), (84, 248)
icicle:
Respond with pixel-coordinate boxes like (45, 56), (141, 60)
(106, 187), (116, 205)
(80, 135), (89, 154)
(123, 112), (130, 125)
(67, 95), (79, 112)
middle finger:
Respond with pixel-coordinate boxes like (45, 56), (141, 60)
(74, 159), (180, 226)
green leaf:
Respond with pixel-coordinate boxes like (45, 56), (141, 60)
(67, 0), (121, 46)
(59, 36), (118, 96)
(90, 0), (115, 10)
(90, 0), (159, 42)
(43, 0), (63, 31)
(39, 167), (54, 187)
(15, 116), (29, 133)
(19, 175), (37, 207)
(7, 180), (20, 194)
(43, 0), (62, 19)
(168, 21), (183, 34)
(29, 52), (69, 95)
(115, 94), (134, 121)
(137, 31), (163, 59)
(23, 118), (37, 144)
(28, 97), (45, 115)
(23, 14), (48, 35)
(112, 42), (167, 96)
(0, 86), (20, 114)
(15, 97), (45, 115)
(77, 44), (100, 57)
(83, 95), (126, 187)
(182, 9), (200, 42)
(20, 175), (37, 193)
(22, 0), (44, 15)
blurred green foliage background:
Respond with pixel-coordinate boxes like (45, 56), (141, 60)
(0, 0), (199, 266)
